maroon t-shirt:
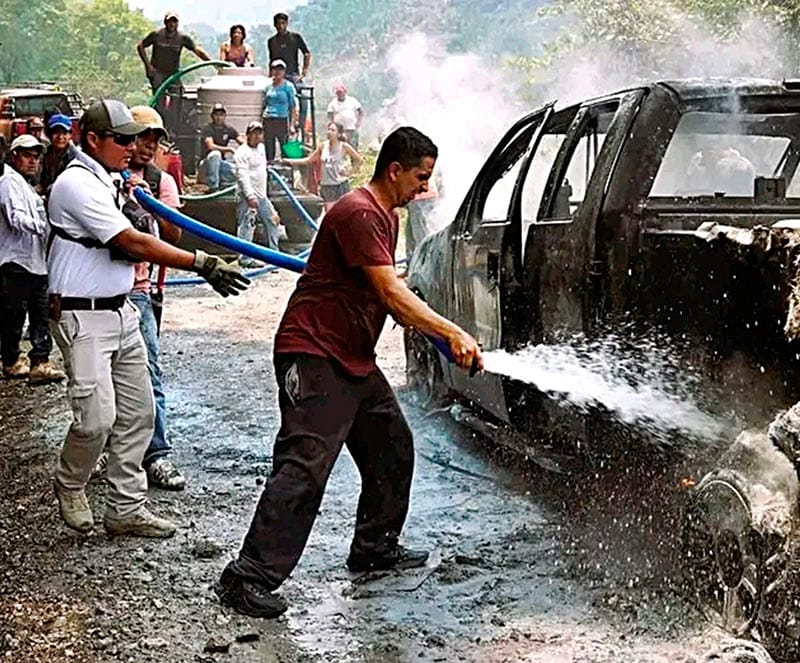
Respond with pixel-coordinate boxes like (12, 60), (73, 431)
(274, 187), (398, 377)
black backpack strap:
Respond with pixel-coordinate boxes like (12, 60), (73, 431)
(49, 224), (105, 249)
(144, 163), (163, 200)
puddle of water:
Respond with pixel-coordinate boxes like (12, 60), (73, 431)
(482, 330), (727, 445)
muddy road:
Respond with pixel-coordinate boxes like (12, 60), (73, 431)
(1, 271), (736, 662)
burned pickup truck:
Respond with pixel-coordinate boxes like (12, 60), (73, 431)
(405, 79), (800, 659)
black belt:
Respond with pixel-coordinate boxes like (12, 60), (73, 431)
(59, 295), (127, 311)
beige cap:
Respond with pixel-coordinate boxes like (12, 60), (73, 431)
(129, 105), (168, 139)
(164, 11), (179, 21)
(10, 134), (44, 153)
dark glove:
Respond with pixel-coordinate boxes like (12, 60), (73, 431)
(193, 250), (251, 297)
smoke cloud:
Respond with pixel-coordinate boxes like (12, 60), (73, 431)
(379, 9), (794, 233)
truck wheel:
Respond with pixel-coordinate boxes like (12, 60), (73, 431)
(682, 469), (780, 636)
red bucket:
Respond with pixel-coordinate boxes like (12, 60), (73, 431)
(166, 153), (184, 194)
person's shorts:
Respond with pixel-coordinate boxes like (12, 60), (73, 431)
(320, 182), (350, 203)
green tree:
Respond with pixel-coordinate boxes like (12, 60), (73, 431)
(0, 0), (69, 83)
(59, 0), (156, 105)
(533, 0), (800, 76)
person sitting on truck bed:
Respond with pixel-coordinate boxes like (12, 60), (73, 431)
(200, 103), (242, 192)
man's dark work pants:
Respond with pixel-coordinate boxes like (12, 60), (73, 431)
(231, 353), (414, 589)
(0, 263), (51, 367)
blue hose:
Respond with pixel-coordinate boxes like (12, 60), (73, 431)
(131, 187), (307, 273)
(424, 333), (479, 376)
(165, 247), (312, 286)
(267, 167), (319, 232)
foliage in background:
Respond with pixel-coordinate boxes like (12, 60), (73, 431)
(0, 0), (70, 84)
(4, 0), (800, 109)
(523, 0), (800, 85)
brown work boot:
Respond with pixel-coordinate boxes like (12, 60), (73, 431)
(29, 362), (66, 385)
(54, 482), (95, 534)
(104, 507), (177, 539)
(3, 355), (30, 379)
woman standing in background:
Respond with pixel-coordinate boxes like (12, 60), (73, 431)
(281, 121), (362, 211)
(261, 59), (297, 161)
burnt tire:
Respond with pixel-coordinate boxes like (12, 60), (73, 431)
(683, 470), (760, 635)
(404, 328), (446, 408)
(682, 469), (788, 639)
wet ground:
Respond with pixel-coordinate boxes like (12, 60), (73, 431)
(0, 270), (740, 662)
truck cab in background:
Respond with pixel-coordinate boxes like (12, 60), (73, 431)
(0, 85), (82, 161)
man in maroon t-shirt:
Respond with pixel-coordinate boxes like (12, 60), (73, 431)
(216, 127), (483, 618)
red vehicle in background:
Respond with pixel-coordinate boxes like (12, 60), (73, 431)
(0, 85), (83, 158)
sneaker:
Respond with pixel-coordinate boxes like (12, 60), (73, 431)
(147, 458), (186, 491)
(769, 402), (800, 468)
(29, 362), (66, 385)
(54, 482), (94, 534)
(346, 545), (429, 573)
(3, 355), (30, 379)
(91, 452), (108, 481)
(215, 562), (288, 618)
(104, 507), (177, 538)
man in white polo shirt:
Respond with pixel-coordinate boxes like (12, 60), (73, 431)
(48, 99), (249, 538)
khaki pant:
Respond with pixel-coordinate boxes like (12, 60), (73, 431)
(50, 300), (155, 519)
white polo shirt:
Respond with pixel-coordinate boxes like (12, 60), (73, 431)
(47, 151), (134, 298)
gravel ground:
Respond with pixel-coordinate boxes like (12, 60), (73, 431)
(0, 270), (748, 662)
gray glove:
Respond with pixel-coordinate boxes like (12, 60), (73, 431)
(193, 250), (251, 297)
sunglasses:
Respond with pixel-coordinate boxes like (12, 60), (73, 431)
(98, 132), (137, 146)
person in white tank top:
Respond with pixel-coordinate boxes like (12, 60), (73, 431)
(280, 121), (363, 211)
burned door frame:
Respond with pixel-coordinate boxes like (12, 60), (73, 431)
(443, 104), (554, 420)
(519, 91), (645, 342)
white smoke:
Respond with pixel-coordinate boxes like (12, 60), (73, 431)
(544, 13), (791, 105)
(379, 10), (794, 235)
(382, 32), (526, 230)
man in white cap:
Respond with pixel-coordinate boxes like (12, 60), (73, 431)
(136, 12), (212, 132)
(234, 120), (282, 266)
(0, 135), (66, 383)
(327, 84), (363, 149)
(90, 105), (188, 491)
(47, 99), (249, 538)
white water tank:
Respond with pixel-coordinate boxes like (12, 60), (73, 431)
(196, 67), (270, 134)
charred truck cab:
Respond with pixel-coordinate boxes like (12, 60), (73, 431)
(405, 79), (800, 657)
